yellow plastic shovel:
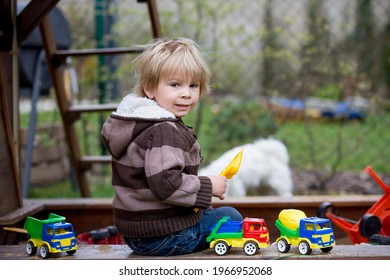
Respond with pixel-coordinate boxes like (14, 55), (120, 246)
(219, 149), (243, 179)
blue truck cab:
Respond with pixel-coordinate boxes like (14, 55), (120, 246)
(24, 213), (77, 259)
(299, 217), (335, 248)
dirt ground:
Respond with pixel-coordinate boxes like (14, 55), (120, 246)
(291, 167), (388, 195)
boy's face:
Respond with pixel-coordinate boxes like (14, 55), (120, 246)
(144, 72), (200, 118)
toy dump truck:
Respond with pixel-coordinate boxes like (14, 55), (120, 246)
(24, 213), (77, 259)
(206, 216), (270, 256)
(275, 209), (335, 255)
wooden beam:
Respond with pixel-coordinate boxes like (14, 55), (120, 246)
(146, 0), (162, 38)
(0, 0), (13, 51)
(0, 54), (22, 216)
(39, 16), (91, 197)
(16, 0), (60, 46)
(1, 244), (390, 260)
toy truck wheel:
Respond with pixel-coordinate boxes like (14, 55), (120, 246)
(214, 241), (229, 256)
(243, 241), (258, 256)
(66, 250), (76, 255)
(39, 244), (51, 259)
(277, 238), (290, 253)
(298, 241), (312, 255)
(359, 214), (381, 238)
(321, 246), (333, 253)
(25, 241), (37, 256)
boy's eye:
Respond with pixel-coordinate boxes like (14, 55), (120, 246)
(170, 82), (180, 87)
(190, 83), (199, 88)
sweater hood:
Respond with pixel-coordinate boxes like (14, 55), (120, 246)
(101, 94), (177, 158)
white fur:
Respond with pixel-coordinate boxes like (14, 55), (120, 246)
(113, 93), (175, 119)
(198, 138), (294, 197)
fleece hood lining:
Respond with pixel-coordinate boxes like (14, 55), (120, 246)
(112, 94), (176, 120)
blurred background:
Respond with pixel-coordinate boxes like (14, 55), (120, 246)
(20, 0), (390, 198)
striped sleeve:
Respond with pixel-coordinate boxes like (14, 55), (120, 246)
(144, 122), (212, 208)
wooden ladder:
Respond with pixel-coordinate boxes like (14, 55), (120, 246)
(38, 0), (161, 197)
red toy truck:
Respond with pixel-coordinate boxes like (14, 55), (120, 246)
(206, 216), (270, 256)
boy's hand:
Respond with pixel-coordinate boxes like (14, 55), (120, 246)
(208, 175), (227, 200)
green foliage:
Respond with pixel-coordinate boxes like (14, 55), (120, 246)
(354, 0), (375, 77)
(186, 98), (276, 164)
(313, 84), (343, 100)
(382, 21), (390, 88)
(275, 114), (390, 174)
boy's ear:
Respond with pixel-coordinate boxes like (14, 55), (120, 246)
(143, 85), (154, 99)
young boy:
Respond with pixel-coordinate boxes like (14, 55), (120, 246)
(101, 37), (242, 256)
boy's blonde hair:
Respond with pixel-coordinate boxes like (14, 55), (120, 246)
(133, 37), (211, 97)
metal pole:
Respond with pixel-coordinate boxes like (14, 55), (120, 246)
(22, 50), (45, 198)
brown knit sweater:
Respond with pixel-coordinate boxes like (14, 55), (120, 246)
(101, 94), (212, 238)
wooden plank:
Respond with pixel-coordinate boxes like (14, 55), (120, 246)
(0, 244), (389, 260)
(0, 200), (45, 225)
(27, 161), (68, 185)
(80, 155), (111, 164)
(16, 0), (60, 45)
(145, 0), (162, 38)
(78, 155), (111, 173)
(67, 103), (117, 113)
(19, 123), (69, 185)
(40, 16), (90, 197)
(19, 124), (65, 146)
(53, 47), (143, 63)
(0, 54), (23, 216)
(0, 0), (13, 51)
(3, 227), (27, 234)
(0, 1), (23, 216)
(20, 145), (66, 163)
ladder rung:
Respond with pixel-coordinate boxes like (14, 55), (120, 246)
(54, 46), (144, 59)
(68, 104), (117, 114)
(79, 155), (111, 164)
(78, 156), (111, 172)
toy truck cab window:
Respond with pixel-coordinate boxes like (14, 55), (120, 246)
(249, 223), (263, 231)
(54, 227), (70, 235)
(313, 222), (332, 233)
(306, 224), (314, 231)
(320, 221), (331, 229)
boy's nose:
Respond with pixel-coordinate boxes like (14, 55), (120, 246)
(181, 87), (191, 97)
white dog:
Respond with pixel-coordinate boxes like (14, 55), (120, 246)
(198, 138), (294, 197)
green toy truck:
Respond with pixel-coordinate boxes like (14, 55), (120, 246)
(24, 213), (77, 259)
(275, 209), (335, 255)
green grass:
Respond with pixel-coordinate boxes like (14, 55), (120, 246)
(275, 114), (390, 173)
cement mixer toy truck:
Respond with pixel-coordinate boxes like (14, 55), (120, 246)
(24, 213), (77, 259)
(207, 216), (270, 256)
(275, 209), (335, 255)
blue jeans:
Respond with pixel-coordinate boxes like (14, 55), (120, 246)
(124, 206), (243, 256)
